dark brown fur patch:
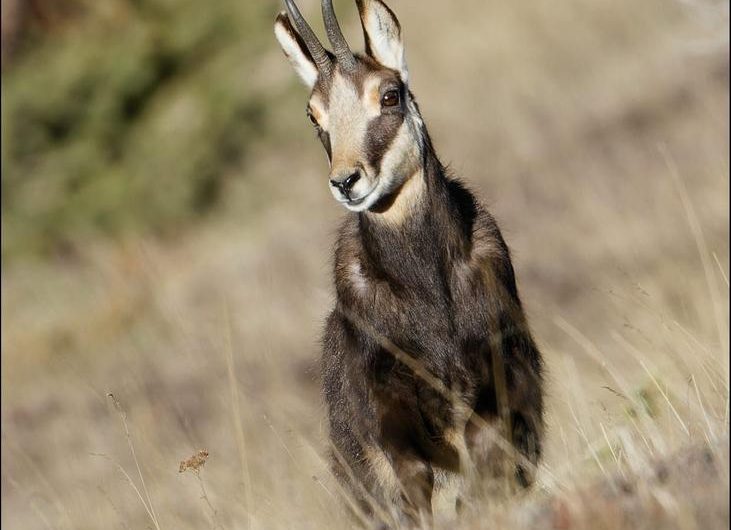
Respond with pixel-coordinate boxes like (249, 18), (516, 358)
(364, 92), (404, 171)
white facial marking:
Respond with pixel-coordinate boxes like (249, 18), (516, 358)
(325, 73), (382, 207)
(329, 73), (380, 156)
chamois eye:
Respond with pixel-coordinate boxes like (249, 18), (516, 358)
(307, 110), (319, 127)
(381, 89), (400, 108)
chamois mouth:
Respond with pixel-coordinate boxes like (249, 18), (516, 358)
(336, 183), (379, 211)
(340, 193), (370, 207)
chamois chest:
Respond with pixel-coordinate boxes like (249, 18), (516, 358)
(332, 209), (508, 368)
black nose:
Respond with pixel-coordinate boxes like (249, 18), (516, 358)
(330, 172), (361, 197)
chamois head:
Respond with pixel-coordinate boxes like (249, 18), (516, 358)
(275, 0), (425, 213)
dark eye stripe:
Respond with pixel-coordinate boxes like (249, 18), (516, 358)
(364, 112), (404, 172)
(320, 130), (332, 161)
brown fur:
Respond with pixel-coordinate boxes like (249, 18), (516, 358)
(322, 144), (545, 527)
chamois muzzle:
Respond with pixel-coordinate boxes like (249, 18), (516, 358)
(330, 171), (362, 201)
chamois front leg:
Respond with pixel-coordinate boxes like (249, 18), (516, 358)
(496, 328), (544, 489)
(348, 441), (434, 529)
(392, 451), (434, 526)
(468, 313), (544, 495)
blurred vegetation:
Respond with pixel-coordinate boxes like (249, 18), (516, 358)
(1, 0), (278, 260)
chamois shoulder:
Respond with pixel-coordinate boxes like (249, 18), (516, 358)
(446, 177), (520, 301)
(445, 177), (507, 259)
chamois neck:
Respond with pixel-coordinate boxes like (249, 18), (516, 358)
(357, 149), (473, 279)
(362, 141), (443, 223)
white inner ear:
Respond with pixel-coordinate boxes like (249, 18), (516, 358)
(275, 20), (318, 89)
(363, 3), (408, 82)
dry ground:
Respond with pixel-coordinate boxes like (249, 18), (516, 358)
(2, 0), (729, 529)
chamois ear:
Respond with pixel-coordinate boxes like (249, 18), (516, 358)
(274, 12), (319, 89)
(357, 0), (408, 82)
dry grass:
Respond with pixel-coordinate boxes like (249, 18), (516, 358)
(1, 0), (728, 529)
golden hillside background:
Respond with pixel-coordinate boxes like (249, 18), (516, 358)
(1, 0), (729, 528)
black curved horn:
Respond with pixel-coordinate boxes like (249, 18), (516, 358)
(322, 0), (356, 71)
(284, 0), (333, 78)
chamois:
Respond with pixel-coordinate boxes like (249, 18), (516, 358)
(275, 0), (545, 525)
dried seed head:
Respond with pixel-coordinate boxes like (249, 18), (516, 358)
(179, 449), (209, 474)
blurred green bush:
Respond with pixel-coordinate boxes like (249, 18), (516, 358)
(2, 0), (276, 259)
